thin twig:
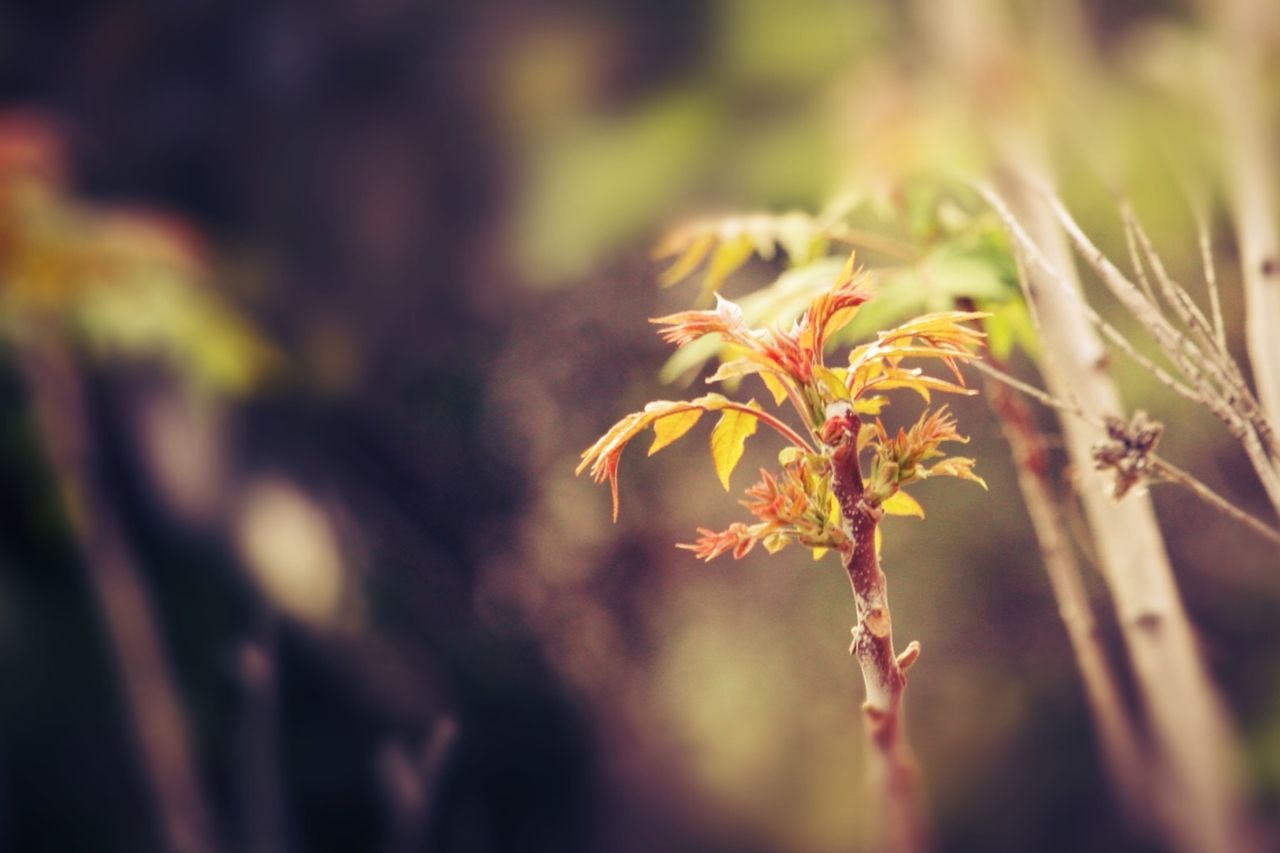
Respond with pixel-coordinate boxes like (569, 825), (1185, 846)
(1192, 206), (1228, 349)
(978, 184), (1204, 404)
(1122, 210), (1159, 307)
(985, 180), (1280, 515)
(1150, 458), (1280, 547)
(1121, 203), (1243, 389)
(968, 358), (1280, 547)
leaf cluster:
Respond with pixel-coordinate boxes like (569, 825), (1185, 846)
(578, 253), (988, 562)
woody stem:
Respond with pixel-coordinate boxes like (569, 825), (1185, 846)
(829, 404), (929, 853)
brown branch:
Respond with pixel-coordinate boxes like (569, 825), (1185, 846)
(828, 402), (929, 853)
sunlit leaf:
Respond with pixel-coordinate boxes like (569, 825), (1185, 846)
(853, 395), (889, 415)
(658, 233), (716, 287)
(710, 402), (760, 489)
(759, 371), (790, 406)
(924, 456), (988, 490)
(701, 235), (756, 298)
(648, 408), (703, 455)
(706, 358), (766, 385)
(654, 209), (849, 299)
(660, 256), (847, 381)
(881, 489), (925, 519)
(813, 365), (850, 402)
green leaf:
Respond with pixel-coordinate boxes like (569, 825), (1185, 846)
(985, 298), (1039, 361)
(648, 409), (703, 455)
(710, 402), (759, 489)
(763, 534), (790, 555)
(813, 365), (850, 402)
(700, 235), (756, 301)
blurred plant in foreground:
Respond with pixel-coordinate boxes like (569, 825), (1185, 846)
(578, 254), (986, 852)
(0, 113), (275, 853)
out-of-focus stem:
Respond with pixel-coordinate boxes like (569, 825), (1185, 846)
(238, 633), (290, 853)
(979, 357), (1151, 828)
(828, 403), (929, 853)
(20, 339), (219, 853)
(998, 168), (1253, 853)
(1203, 0), (1280, 432)
(924, 3), (1258, 850)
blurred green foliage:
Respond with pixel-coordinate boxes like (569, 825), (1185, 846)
(0, 118), (272, 394)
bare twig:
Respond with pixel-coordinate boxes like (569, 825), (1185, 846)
(1149, 459), (1280, 547)
(968, 359), (1280, 547)
(983, 181), (1280, 517)
(1193, 208), (1228, 350)
(1120, 204), (1244, 389)
(979, 185), (1204, 404)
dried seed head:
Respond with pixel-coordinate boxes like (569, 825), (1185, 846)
(1093, 410), (1164, 499)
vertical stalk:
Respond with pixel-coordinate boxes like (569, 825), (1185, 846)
(1001, 171), (1253, 853)
(1203, 0), (1280, 431)
(829, 403), (928, 853)
(923, 2), (1257, 850)
(980, 359), (1151, 830)
(20, 339), (219, 853)
(237, 631), (290, 853)
(998, 171), (1252, 853)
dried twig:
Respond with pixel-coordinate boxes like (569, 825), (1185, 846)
(969, 359), (1280, 547)
(981, 181), (1280, 517)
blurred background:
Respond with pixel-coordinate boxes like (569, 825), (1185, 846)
(1, 1), (1279, 852)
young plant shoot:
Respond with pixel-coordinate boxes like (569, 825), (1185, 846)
(577, 254), (988, 851)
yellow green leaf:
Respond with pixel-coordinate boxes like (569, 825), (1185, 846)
(710, 402), (759, 489)
(853, 395), (889, 415)
(706, 358), (764, 385)
(874, 526), (882, 557)
(811, 546), (828, 561)
(763, 534), (790, 554)
(778, 446), (804, 466)
(813, 365), (850, 402)
(881, 489), (925, 519)
(758, 371), (790, 406)
(925, 456), (988, 490)
(648, 409), (703, 455)
(702, 235), (756, 295)
(658, 232), (715, 287)
(856, 422), (877, 452)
